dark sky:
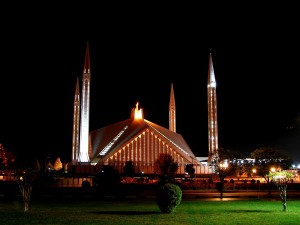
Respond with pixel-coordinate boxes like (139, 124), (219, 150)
(0, 4), (299, 164)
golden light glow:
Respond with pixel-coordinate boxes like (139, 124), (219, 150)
(219, 161), (228, 169)
(134, 102), (143, 120)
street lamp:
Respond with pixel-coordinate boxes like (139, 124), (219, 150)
(218, 161), (228, 199)
(219, 161), (228, 169)
(252, 168), (257, 178)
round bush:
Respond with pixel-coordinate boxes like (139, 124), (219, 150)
(156, 183), (182, 213)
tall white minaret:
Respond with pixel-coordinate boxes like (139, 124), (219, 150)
(207, 52), (218, 164)
(78, 42), (91, 163)
(169, 83), (176, 132)
(72, 77), (80, 164)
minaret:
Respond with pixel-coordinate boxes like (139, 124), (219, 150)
(207, 52), (218, 164)
(169, 83), (176, 132)
(78, 42), (91, 163)
(72, 77), (80, 164)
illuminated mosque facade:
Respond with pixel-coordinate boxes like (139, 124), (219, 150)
(71, 43), (218, 175)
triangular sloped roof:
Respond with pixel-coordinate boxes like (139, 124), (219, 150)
(143, 119), (197, 158)
(90, 118), (198, 164)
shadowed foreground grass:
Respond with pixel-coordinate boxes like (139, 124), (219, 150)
(0, 199), (300, 225)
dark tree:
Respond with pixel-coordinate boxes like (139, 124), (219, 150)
(185, 164), (195, 177)
(95, 165), (120, 193)
(0, 144), (16, 173)
(251, 147), (293, 195)
(210, 147), (244, 199)
(123, 160), (135, 177)
(14, 159), (41, 212)
(240, 159), (254, 178)
(155, 153), (179, 184)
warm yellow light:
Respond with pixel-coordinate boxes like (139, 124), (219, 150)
(271, 167), (276, 172)
(219, 162), (228, 169)
(134, 102), (143, 120)
(252, 169), (256, 173)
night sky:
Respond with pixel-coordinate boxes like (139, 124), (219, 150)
(1, 5), (299, 164)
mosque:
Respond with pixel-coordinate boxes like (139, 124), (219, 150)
(71, 42), (218, 175)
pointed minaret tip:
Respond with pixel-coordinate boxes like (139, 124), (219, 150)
(75, 76), (80, 96)
(83, 41), (90, 74)
(169, 82), (176, 132)
(170, 83), (175, 105)
(208, 52), (216, 85)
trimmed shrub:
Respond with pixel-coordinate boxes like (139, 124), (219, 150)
(156, 183), (182, 213)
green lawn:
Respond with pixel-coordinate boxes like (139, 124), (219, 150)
(0, 199), (299, 225)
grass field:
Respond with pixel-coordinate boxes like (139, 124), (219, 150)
(0, 198), (299, 225)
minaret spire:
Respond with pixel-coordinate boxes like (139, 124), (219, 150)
(169, 83), (176, 132)
(83, 41), (90, 74)
(72, 77), (80, 164)
(79, 42), (91, 163)
(207, 52), (218, 165)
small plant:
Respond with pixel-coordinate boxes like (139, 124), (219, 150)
(156, 182), (182, 213)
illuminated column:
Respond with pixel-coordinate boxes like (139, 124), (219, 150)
(169, 83), (176, 132)
(79, 42), (91, 163)
(207, 52), (218, 164)
(146, 130), (150, 164)
(72, 77), (80, 164)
